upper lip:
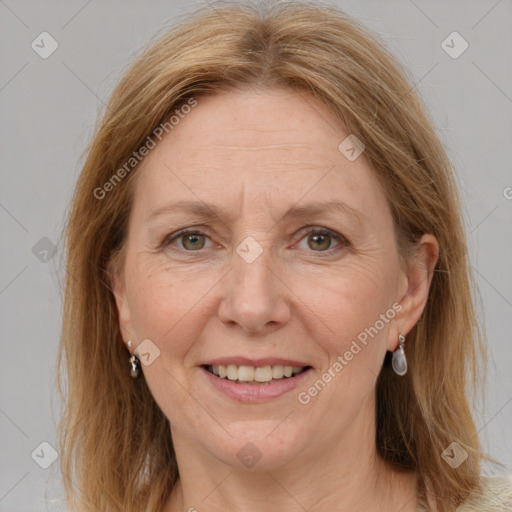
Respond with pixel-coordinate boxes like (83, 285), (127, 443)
(201, 357), (312, 368)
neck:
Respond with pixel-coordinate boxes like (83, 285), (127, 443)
(162, 400), (418, 512)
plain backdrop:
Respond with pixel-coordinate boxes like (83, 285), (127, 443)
(0, 0), (511, 510)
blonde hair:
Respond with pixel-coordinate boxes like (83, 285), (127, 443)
(56, 1), (490, 510)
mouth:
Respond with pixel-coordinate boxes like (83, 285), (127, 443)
(201, 364), (313, 385)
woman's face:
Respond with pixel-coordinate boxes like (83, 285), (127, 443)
(112, 87), (427, 472)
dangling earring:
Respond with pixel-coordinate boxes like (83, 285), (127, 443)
(129, 353), (141, 378)
(125, 340), (141, 379)
(126, 342), (140, 378)
(392, 334), (407, 376)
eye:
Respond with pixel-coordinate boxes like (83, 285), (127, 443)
(297, 226), (348, 253)
(162, 229), (212, 251)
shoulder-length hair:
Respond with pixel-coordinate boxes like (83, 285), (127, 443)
(56, 1), (489, 510)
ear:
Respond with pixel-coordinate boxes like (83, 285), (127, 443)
(387, 233), (439, 351)
(107, 254), (136, 348)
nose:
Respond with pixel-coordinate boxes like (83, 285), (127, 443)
(217, 239), (292, 335)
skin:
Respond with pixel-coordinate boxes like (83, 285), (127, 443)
(111, 86), (439, 512)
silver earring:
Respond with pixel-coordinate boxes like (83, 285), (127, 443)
(129, 353), (141, 378)
(392, 334), (407, 376)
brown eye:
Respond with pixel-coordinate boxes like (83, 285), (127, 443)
(180, 232), (206, 250)
(162, 229), (211, 251)
(307, 232), (332, 251)
(297, 226), (348, 254)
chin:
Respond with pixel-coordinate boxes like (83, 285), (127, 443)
(205, 423), (309, 471)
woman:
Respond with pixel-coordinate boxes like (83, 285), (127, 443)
(56, 1), (512, 511)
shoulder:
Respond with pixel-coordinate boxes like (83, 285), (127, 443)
(416, 475), (512, 511)
(457, 475), (512, 511)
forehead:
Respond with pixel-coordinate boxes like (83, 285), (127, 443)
(161, 87), (346, 165)
(131, 87), (388, 221)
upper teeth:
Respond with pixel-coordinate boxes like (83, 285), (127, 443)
(210, 364), (304, 382)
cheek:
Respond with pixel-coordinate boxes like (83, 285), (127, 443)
(295, 258), (396, 345)
(293, 261), (396, 412)
(124, 266), (212, 415)
(125, 263), (211, 358)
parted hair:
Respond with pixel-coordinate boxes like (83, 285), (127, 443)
(56, 1), (489, 511)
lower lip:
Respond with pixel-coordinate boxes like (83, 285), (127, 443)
(200, 366), (313, 403)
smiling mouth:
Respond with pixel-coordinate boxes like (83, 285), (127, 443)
(202, 364), (312, 384)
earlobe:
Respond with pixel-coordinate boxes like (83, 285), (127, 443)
(107, 258), (135, 345)
(392, 233), (439, 348)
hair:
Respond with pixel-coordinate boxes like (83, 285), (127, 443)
(56, 1), (491, 511)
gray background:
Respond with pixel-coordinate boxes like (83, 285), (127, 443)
(1, 0), (511, 510)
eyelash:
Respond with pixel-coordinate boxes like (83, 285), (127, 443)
(160, 226), (349, 256)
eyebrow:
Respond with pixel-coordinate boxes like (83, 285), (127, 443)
(146, 199), (363, 225)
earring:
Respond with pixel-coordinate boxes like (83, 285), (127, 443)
(392, 334), (407, 376)
(129, 353), (141, 378)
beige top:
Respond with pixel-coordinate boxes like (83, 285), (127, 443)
(415, 475), (512, 511)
